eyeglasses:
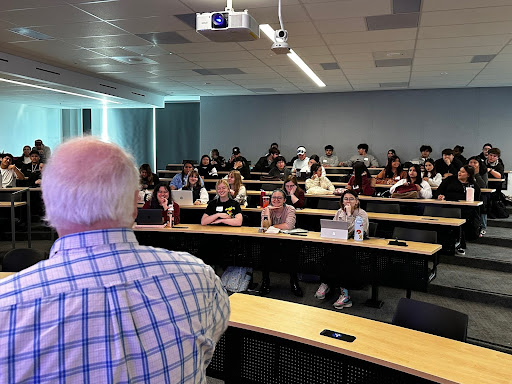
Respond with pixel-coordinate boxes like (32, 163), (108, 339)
(271, 196), (284, 201)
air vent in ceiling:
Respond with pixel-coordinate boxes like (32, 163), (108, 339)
(320, 63), (340, 70)
(375, 58), (412, 67)
(366, 13), (419, 30)
(471, 55), (496, 63)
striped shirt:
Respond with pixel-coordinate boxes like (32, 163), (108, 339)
(0, 228), (230, 383)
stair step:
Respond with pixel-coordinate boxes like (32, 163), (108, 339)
(430, 264), (512, 308)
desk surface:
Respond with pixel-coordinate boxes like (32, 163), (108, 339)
(180, 205), (466, 227)
(134, 223), (441, 255)
(0, 202), (27, 208)
(228, 294), (512, 384)
(0, 272), (14, 279)
(305, 194), (483, 207)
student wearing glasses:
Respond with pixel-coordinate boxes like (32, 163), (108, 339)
(259, 189), (302, 297)
(314, 190), (369, 309)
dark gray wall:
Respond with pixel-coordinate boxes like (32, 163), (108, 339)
(200, 88), (512, 167)
(156, 102), (200, 169)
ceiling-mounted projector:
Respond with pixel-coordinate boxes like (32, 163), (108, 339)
(196, 9), (259, 42)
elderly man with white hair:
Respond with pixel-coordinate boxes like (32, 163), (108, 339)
(0, 137), (230, 383)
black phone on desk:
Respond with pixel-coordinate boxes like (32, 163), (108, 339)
(320, 329), (356, 342)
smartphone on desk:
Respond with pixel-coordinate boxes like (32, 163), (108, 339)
(320, 329), (356, 342)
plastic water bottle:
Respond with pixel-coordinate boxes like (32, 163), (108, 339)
(466, 186), (474, 202)
(354, 216), (364, 241)
(167, 204), (174, 227)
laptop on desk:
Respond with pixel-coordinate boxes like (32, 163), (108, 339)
(320, 219), (348, 240)
(171, 190), (194, 206)
(136, 208), (164, 225)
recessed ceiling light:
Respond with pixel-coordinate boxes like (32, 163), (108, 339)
(440, 72), (448, 75)
(386, 52), (404, 57)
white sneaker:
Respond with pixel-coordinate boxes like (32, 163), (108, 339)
(480, 229), (486, 236)
(314, 283), (330, 300)
(333, 288), (353, 309)
(456, 248), (466, 256)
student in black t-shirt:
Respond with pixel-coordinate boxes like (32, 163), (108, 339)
(201, 179), (243, 226)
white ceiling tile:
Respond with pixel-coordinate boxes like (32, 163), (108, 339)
(0, 5), (97, 26)
(196, 60), (266, 68)
(292, 46), (332, 56)
(330, 40), (416, 54)
(498, 45), (512, 54)
(415, 46), (504, 57)
(343, 67), (411, 75)
(178, 51), (255, 62)
(176, 30), (212, 43)
(492, 53), (512, 61)
(313, 17), (367, 34)
(75, 0), (193, 20)
(109, 16), (192, 34)
(418, 21), (512, 39)
(247, 5), (312, 24)
(323, 29), (417, 45)
(304, 0), (391, 20)
(422, 0), (512, 12)
(413, 56), (474, 65)
(339, 61), (375, 69)
(412, 63), (486, 72)
(417, 35), (512, 50)
(61, 34), (152, 49)
(0, 0), (67, 11)
(164, 42), (243, 54)
(420, 6), (512, 27)
(32, 22), (126, 39)
(334, 53), (375, 62)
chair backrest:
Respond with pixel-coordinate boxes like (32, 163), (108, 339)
(2, 248), (45, 272)
(317, 199), (340, 210)
(423, 206), (461, 219)
(392, 298), (468, 342)
(366, 202), (400, 214)
(392, 227), (437, 244)
(368, 222), (378, 237)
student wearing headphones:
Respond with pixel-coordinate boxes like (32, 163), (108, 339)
(259, 189), (302, 297)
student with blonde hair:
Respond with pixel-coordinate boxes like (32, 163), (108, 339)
(201, 179), (243, 226)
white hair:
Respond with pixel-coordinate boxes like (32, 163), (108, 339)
(42, 136), (139, 229)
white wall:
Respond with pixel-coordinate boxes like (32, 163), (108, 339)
(200, 87), (512, 167)
(0, 101), (62, 155)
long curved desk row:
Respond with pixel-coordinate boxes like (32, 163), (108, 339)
(134, 224), (441, 307)
(208, 293), (512, 384)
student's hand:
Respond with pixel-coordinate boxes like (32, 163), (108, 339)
(437, 195), (445, 200)
(211, 218), (224, 225)
(443, 173), (452, 178)
(423, 177), (429, 182)
(346, 185), (352, 190)
(194, 200), (202, 205)
(344, 204), (353, 216)
(487, 168), (492, 174)
(216, 212), (230, 219)
(158, 197), (168, 209)
(289, 185), (297, 195)
(7, 165), (16, 170)
(230, 189), (235, 196)
(261, 206), (270, 217)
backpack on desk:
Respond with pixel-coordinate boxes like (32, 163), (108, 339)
(221, 266), (253, 292)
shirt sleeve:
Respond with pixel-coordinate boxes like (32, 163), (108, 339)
(419, 181), (432, 199)
(205, 200), (216, 216)
(232, 200), (242, 215)
(294, 189), (306, 208)
(370, 156), (379, 167)
(284, 206), (296, 229)
(170, 174), (182, 189)
(199, 187), (209, 204)
(390, 179), (406, 194)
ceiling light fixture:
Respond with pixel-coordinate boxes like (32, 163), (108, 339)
(0, 78), (121, 104)
(260, 24), (325, 87)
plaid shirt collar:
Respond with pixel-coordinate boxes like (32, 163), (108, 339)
(49, 227), (139, 258)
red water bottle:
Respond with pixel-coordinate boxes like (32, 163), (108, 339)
(260, 190), (265, 208)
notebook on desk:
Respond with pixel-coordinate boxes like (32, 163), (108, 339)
(320, 219), (348, 240)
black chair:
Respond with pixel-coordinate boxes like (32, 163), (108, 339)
(317, 199), (340, 210)
(1, 248), (45, 272)
(392, 298), (468, 342)
(368, 222), (378, 237)
(366, 202), (400, 214)
(423, 206), (461, 219)
(392, 227), (437, 244)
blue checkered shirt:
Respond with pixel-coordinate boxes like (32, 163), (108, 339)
(0, 228), (230, 383)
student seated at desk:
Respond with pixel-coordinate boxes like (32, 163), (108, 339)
(435, 165), (481, 255)
(227, 170), (247, 206)
(21, 150), (43, 186)
(283, 175), (305, 208)
(260, 189), (302, 297)
(485, 148), (503, 180)
(468, 156), (488, 236)
(342, 143), (379, 168)
(268, 156), (291, 180)
(305, 163), (335, 195)
(14, 145), (32, 168)
(198, 154), (218, 178)
(315, 190), (369, 309)
(182, 170), (208, 205)
(435, 148), (463, 178)
(421, 158), (442, 187)
(139, 163), (159, 190)
(210, 148), (226, 170)
(390, 164), (432, 199)
(201, 179), (243, 226)
(142, 182), (180, 224)
(347, 162), (375, 196)
(292, 146), (309, 174)
(320, 145), (339, 167)
(0, 153), (25, 188)
(375, 155), (407, 185)
(171, 161), (194, 190)
(308, 154), (326, 177)
(253, 147), (280, 173)
(410, 145), (432, 167)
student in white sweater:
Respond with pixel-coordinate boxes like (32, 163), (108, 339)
(390, 164), (432, 199)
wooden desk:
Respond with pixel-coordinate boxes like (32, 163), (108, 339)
(208, 294), (512, 384)
(179, 205), (465, 227)
(0, 272), (15, 280)
(305, 194), (483, 207)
